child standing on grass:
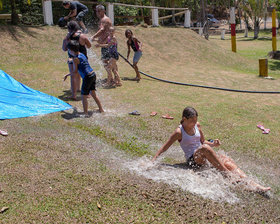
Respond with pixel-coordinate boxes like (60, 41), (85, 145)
(125, 29), (143, 81)
(62, 21), (91, 100)
(95, 27), (122, 87)
(152, 106), (271, 193)
(67, 40), (104, 116)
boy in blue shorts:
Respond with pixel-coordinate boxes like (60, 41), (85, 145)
(67, 40), (104, 116)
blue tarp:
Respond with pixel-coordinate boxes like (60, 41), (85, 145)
(0, 70), (72, 120)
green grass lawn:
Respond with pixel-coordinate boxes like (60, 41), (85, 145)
(211, 30), (280, 76)
(0, 25), (279, 223)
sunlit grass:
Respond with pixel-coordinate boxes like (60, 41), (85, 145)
(0, 25), (279, 223)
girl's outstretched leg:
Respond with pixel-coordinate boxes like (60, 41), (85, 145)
(217, 154), (271, 192)
(219, 154), (246, 178)
(194, 144), (229, 172)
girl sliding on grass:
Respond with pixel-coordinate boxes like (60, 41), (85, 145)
(152, 107), (271, 193)
(125, 29), (143, 81)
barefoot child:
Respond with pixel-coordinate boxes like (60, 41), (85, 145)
(67, 40), (104, 115)
(152, 106), (271, 193)
(95, 27), (122, 87)
(125, 29), (142, 81)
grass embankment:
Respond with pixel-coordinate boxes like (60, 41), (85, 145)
(0, 25), (280, 223)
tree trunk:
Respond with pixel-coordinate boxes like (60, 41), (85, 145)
(200, 0), (205, 25)
(264, 0), (268, 30)
(238, 8), (242, 29)
(254, 19), (259, 39)
(10, 0), (19, 25)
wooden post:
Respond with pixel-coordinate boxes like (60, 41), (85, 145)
(199, 27), (203, 36)
(259, 59), (268, 77)
(272, 8), (277, 52)
(107, 3), (114, 26)
(184, 10), (190, 28)
(221, 29), (225, 40)
(152, 8), (159, 26)
(43, 0), (53, 25)
(230, 7), (236, 53)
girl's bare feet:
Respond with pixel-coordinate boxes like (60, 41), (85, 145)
(251, 181), (271, 192)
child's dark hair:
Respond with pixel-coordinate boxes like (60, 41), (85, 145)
(180, 107), (198, 124)
(125, 29), (133, 38)
(67, 21), (80, 33)
(67, 40), (80, 53)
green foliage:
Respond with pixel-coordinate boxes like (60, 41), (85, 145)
(241, 0), (266, 39)
(18, 0), (43, 25)
(114, 5), (139, 25)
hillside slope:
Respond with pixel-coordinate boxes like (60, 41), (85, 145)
(0, 25), (279, 223)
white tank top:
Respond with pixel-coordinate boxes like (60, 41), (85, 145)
(179, 124), (202, 160)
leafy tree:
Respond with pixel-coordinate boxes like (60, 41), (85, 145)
(18, 0), (43, 25)
(242, 0), (266, 39)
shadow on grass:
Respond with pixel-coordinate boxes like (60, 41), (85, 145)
(0, 25), (42, 42)
(269, 60), (280, 71)
(121, 77), (157, 82)
(61, 107), (99, 120)
(238, 37), (272, 42)
(58, 90), (82, 102)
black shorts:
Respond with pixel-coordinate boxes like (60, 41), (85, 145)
(81, 73), (96, 95)
(186, 155), (201, 169)
(101, 47), (110, 61)
(76, 9), (88, 21)
(110, 52), (119, 60)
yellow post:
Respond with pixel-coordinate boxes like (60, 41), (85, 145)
(231, 34), (236, 53)
(272, 8), (277, 52)
(259, 59), (268, 77)
(0, 0), (3, 11)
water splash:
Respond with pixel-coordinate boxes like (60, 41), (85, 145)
(87, 47), (105, 81)
(125, 156), (240, 204)
(82, 45), (271, 204)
